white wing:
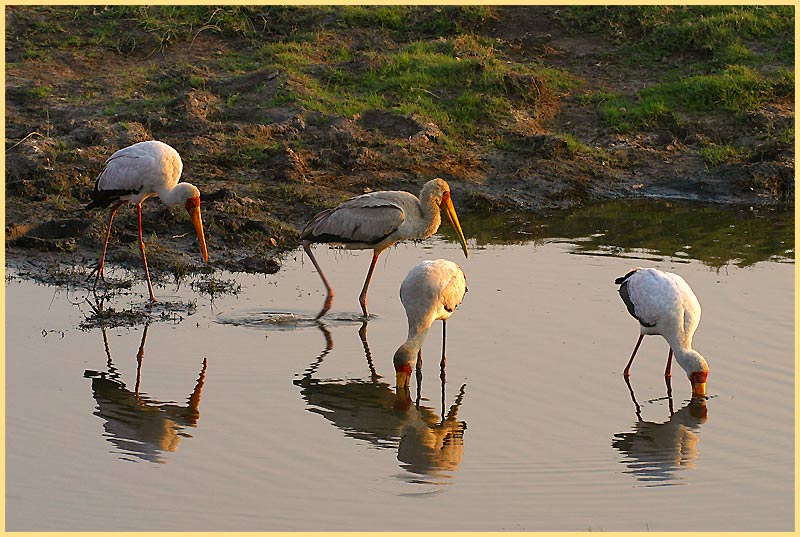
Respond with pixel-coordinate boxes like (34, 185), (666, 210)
(439, 263), (467, 313)
(95, 141), (182, 193)
(627, 269), (682, 326)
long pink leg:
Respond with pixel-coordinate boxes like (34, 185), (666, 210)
(303, 241), (334, 319)
(136, 203), (157, 302)
(664, 348), (674, 377)
(94, 200), (126, 290)
(623, 334), (645, 377)
(358, 251), (381, 318)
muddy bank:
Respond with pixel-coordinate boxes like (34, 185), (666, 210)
(5, 6), (794, 287)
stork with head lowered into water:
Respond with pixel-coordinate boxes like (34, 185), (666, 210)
(394, 259), (467, 389)
(300, 178), (469, 319)
(615, 267), (709, 398)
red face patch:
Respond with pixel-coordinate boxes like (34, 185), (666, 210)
(395, 363), (413, 375)
(690, 371), (708, 383)
(440, 190), (451, 206)
(185, 196), (201, 210)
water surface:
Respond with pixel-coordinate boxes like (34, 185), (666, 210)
(6, 201), (794, 531)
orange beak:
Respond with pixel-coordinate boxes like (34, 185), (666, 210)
(186, 203), (209, 262)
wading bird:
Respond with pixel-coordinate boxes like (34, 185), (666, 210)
(394, 259), (467, 389)
(300, 178), (469, 319)
(86, 140), (209, 302)
(615, 267), (709, 397)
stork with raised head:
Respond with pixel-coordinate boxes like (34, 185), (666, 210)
(300, 178), (469, 319)
(615, 267), (709, 397)
(86, 140), (209, 302)
(394, 259), (467, 389)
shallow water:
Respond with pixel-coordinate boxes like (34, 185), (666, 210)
(6, 201), (794, 531)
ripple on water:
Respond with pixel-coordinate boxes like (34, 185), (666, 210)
(214, 309), (372, 330)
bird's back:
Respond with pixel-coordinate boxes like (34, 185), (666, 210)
(96, 141), (182, 193)
(618, 268), (700, 333)
(400, 259), (467, 324)
(301, 190), (421, 248)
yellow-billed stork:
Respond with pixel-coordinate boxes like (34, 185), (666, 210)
(616, 267), (709, 397)
(394, 259), (467, 389)
(86, 140), (209, 302)
(300, 178), (469, 319)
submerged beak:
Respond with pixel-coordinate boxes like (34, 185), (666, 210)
(187, 203), (209, 262)
(441, 193), (469, 258)
(690, 371), (708, 398)
(394, 385), (412, 411)
(689, 398), (708, 420)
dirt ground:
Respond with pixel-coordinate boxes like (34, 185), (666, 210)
(5, 6), (794, 288)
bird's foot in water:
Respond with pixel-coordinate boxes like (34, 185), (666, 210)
(314, 296), (334, 320)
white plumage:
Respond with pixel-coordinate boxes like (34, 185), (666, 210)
(616, 267), (709, 397)
(300, 178), (469, 319)
(95, 140), (185, 202)
(86, 140), (209, 302)
(394, 259), (467, 388)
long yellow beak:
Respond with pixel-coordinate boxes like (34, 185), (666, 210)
(692, 382), (707, 398)
(188, 205), (209, 262)
(442, 196), (469, 258)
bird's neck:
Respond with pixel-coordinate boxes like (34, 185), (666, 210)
(406, 331), (428, 356)
(674, 348), (709, 376)
(157, 182), (197, 206)
(393, 341), (419, 371)
(418, 197), (442, 239)
(394, 327), (429, 370)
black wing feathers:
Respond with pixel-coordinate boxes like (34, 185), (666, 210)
(615, 269), (639, 285)
(85, 187), (140, 210)
(616, 270), (655, 327)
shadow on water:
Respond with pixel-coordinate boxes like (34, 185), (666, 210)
(83, 324), (208, 464)
(612, 377), (709, 486)
(293, 322), (467, 485)
(441, 199), (794, 268)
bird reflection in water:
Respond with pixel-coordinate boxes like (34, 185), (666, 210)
(612, 377), (708, 485)
(294, 322), (467, 483)
(83, 324), (207, 463)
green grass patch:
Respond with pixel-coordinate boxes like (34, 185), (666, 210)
(563, 6), (794, 134)
(252, 29), (569, 143)
(700, 143), (749, 167)
(596, 65), (793, 132)
(27, 85), (54, 99)
(338, 6), (497, 35)
(560, 6), (794, 67)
